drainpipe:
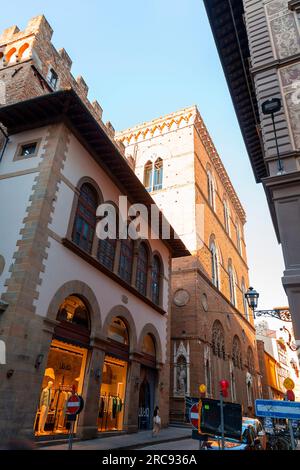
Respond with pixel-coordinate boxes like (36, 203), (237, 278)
(0, 125), (9, 163)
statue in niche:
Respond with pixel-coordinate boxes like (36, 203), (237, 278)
(176, 356), (187, 396)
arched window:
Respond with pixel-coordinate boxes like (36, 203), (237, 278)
(5, 47), (16, 64)
(230, 369), (237, 402)
(210, 239), (219, 289)
(97, 238), (116, 271)
(118, 238), (134, 283)
(55, 295), (90, 346)
(56, 295), (90, 330)
(72, 183), (98, 253)
(136, 243), (148, 295)
(108, 317), (129, 345)
(144, 161), (153, 192)
(205, 359), (212, 395)
(97, 206), (118, 271)
(151, 255), (161, 305)
(228, 261), (236, 306)
(236, 221), (242, 255)
(207, 170), (215, 209)
(232, 336), (242, 369)
(247, 347), (255, 374)
(223, 199), (230, 235)
(153, 158), (163, 191)
(18, 43), (30, 61)
(142, 334), (156, 357)
(212, 321), (225, 360)
(241, 278), (249, 321)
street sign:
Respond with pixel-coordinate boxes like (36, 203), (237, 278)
(66, 394), (81, 415)
(199, 384), (207, 394)
(255, 399), (300, 420)
(190, 402), (200, 430)
(283, 378), (295, 391)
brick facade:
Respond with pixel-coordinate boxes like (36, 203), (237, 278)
(117, 106), (260, 419)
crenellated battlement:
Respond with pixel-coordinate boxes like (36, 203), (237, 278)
(0, 15), (124, 153)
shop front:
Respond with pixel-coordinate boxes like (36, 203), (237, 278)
(34, 295), (90, 437)
(98, 317), (129, 433)
(138, 334), (157, 430)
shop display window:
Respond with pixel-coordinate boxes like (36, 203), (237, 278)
(34, 340), (87, 436)
(98, 355), (127, 432)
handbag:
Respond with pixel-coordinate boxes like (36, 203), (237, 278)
(154, 415), (161, 425)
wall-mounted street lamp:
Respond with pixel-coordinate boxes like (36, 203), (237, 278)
(261, 98), (285, 174)
(244, 286), (292, 322)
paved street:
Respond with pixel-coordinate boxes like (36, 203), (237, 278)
(139, 438), (198, 450)
(39, 427), (191, 450)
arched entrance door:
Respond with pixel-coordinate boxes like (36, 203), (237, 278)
(34, 295), (90, 436)
(138, 334), (157, 430)
(138, 379), (151, 429)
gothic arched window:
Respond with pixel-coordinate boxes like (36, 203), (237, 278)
(236, 220), (242, 255)
(232, 335), (242, 369)
(153, 158), (163, 191)
(228, 261), (236, 307)
(223, 199), (230, 235)
(135, 242), (148, 295)
(247, 347), (255, 374)
(207, 170), (216, 209)
(212, 321), (225, 360)
(72, 183), (98, 254)
(230, 369), (237, 402)
(144, 161), (153, 192)
(205, 359), (212, 395)
(210, 238), (219, 289)
(241, 278), (249, 321)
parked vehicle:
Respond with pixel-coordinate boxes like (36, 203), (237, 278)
(242, 417), (267, 450)
(266, 428), (293, 450)
(205, 423), (259, 450)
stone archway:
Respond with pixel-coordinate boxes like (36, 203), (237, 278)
(46, 280), (102, 338)
(138, 323), (163, 364)
(42, 280), (103, 440)
(102, 305), (138, 352)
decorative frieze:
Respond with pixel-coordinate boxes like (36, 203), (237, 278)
(265, 0), (300, 59)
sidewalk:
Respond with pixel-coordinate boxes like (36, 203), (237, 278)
(39, 427), (191, 450)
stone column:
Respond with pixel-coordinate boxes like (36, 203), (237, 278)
(123, 358), (141, 433)
(0, 316), (55, 441)
(76, 338), (105, 440)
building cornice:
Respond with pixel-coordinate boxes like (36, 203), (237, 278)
(116, 105), (197, 143)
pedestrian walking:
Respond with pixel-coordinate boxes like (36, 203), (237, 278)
(152, 406), (161, 437)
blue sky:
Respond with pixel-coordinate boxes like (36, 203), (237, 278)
(1, 0), (288, 310)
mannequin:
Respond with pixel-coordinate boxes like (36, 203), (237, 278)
(38, 380), (53, 434)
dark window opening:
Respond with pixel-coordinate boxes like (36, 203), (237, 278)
(20, 142), (37, 157)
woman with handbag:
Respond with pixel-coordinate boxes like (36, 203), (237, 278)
(152, 406), (161, 437)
